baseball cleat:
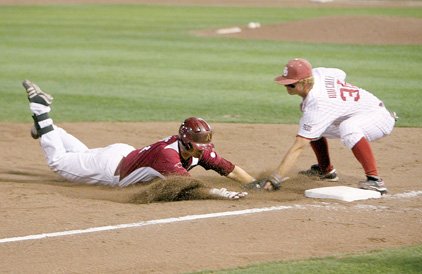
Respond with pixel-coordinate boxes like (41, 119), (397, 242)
(23, 80), (53, 106)
(358, 176), (388, 194)
(299, 164), (339, 182)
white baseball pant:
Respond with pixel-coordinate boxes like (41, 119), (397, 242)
(322, 107), (395, 149)
(39, 126), (134, 186)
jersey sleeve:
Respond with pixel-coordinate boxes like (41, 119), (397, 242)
(198, 149), (235, 176)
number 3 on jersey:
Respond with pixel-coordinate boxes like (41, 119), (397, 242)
(338, 80), (360, 102)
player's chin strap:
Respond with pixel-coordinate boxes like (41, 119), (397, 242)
(180, 139), (192, 150)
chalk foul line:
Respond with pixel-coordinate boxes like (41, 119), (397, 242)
(0, 205), (305, 244)
(1, 190), (420, 244)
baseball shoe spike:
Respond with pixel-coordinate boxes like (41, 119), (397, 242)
(23, 80), (53, 106)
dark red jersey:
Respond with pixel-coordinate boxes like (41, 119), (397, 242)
(118, 135), (235, 184)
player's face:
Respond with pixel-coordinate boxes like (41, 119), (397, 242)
(285, 81), (309, 98)
(284, 83), (298, 95)
(180, 143), (204, 159)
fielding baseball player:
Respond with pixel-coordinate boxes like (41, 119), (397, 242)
(23, 80), (254, 199)
(248, 58), (396, 194)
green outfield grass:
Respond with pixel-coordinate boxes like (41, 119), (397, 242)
(0, 5), (421, 126)
(195, 245), (422, 274)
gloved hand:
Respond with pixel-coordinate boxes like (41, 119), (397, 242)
(243, 174), (284, 191)
(209, 188), (248, 199)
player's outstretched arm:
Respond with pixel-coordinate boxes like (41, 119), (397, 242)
(275, 136), (310, 178)
(226, 165), (255, 184)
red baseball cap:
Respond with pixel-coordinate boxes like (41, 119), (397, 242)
(274, 58), (313, 85)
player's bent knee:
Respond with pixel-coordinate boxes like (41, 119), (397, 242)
(341, 133), (365, 149)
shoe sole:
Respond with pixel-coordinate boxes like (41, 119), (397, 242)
(321, 177), (339, 182)
(359, 185), (388, 195)
(299, 174), (340, 182)
(299, 167), (339, 182)
(23, 80), (53, 106)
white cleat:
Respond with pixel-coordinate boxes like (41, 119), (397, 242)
(23, 80), (53, 106)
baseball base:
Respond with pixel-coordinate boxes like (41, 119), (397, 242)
(304, 186), (381, 202)
(216, 27), (242, 34)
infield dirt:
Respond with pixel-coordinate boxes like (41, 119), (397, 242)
(1, 122), (421, 273)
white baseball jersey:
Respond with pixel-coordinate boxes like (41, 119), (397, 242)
(298, 67), (395, 148)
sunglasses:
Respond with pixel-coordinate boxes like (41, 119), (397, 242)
(285, 83), (296, 88)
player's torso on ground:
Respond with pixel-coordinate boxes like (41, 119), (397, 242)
(118, 135), (235, 182)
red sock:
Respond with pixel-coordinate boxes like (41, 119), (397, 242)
(351, 137), (378, 177)
(310, 137), (333, 173)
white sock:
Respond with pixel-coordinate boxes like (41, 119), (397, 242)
(30, 102), (51, 116)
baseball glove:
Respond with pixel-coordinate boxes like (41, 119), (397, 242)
(243, 174), (283, 191)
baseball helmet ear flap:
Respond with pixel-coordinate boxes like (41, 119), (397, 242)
(179, 117), (213, 151)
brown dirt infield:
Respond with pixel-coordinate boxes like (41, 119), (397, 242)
(1, 0), (421, 273)
(196, 15), (422, 45)
(1, 122), (421, 273)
